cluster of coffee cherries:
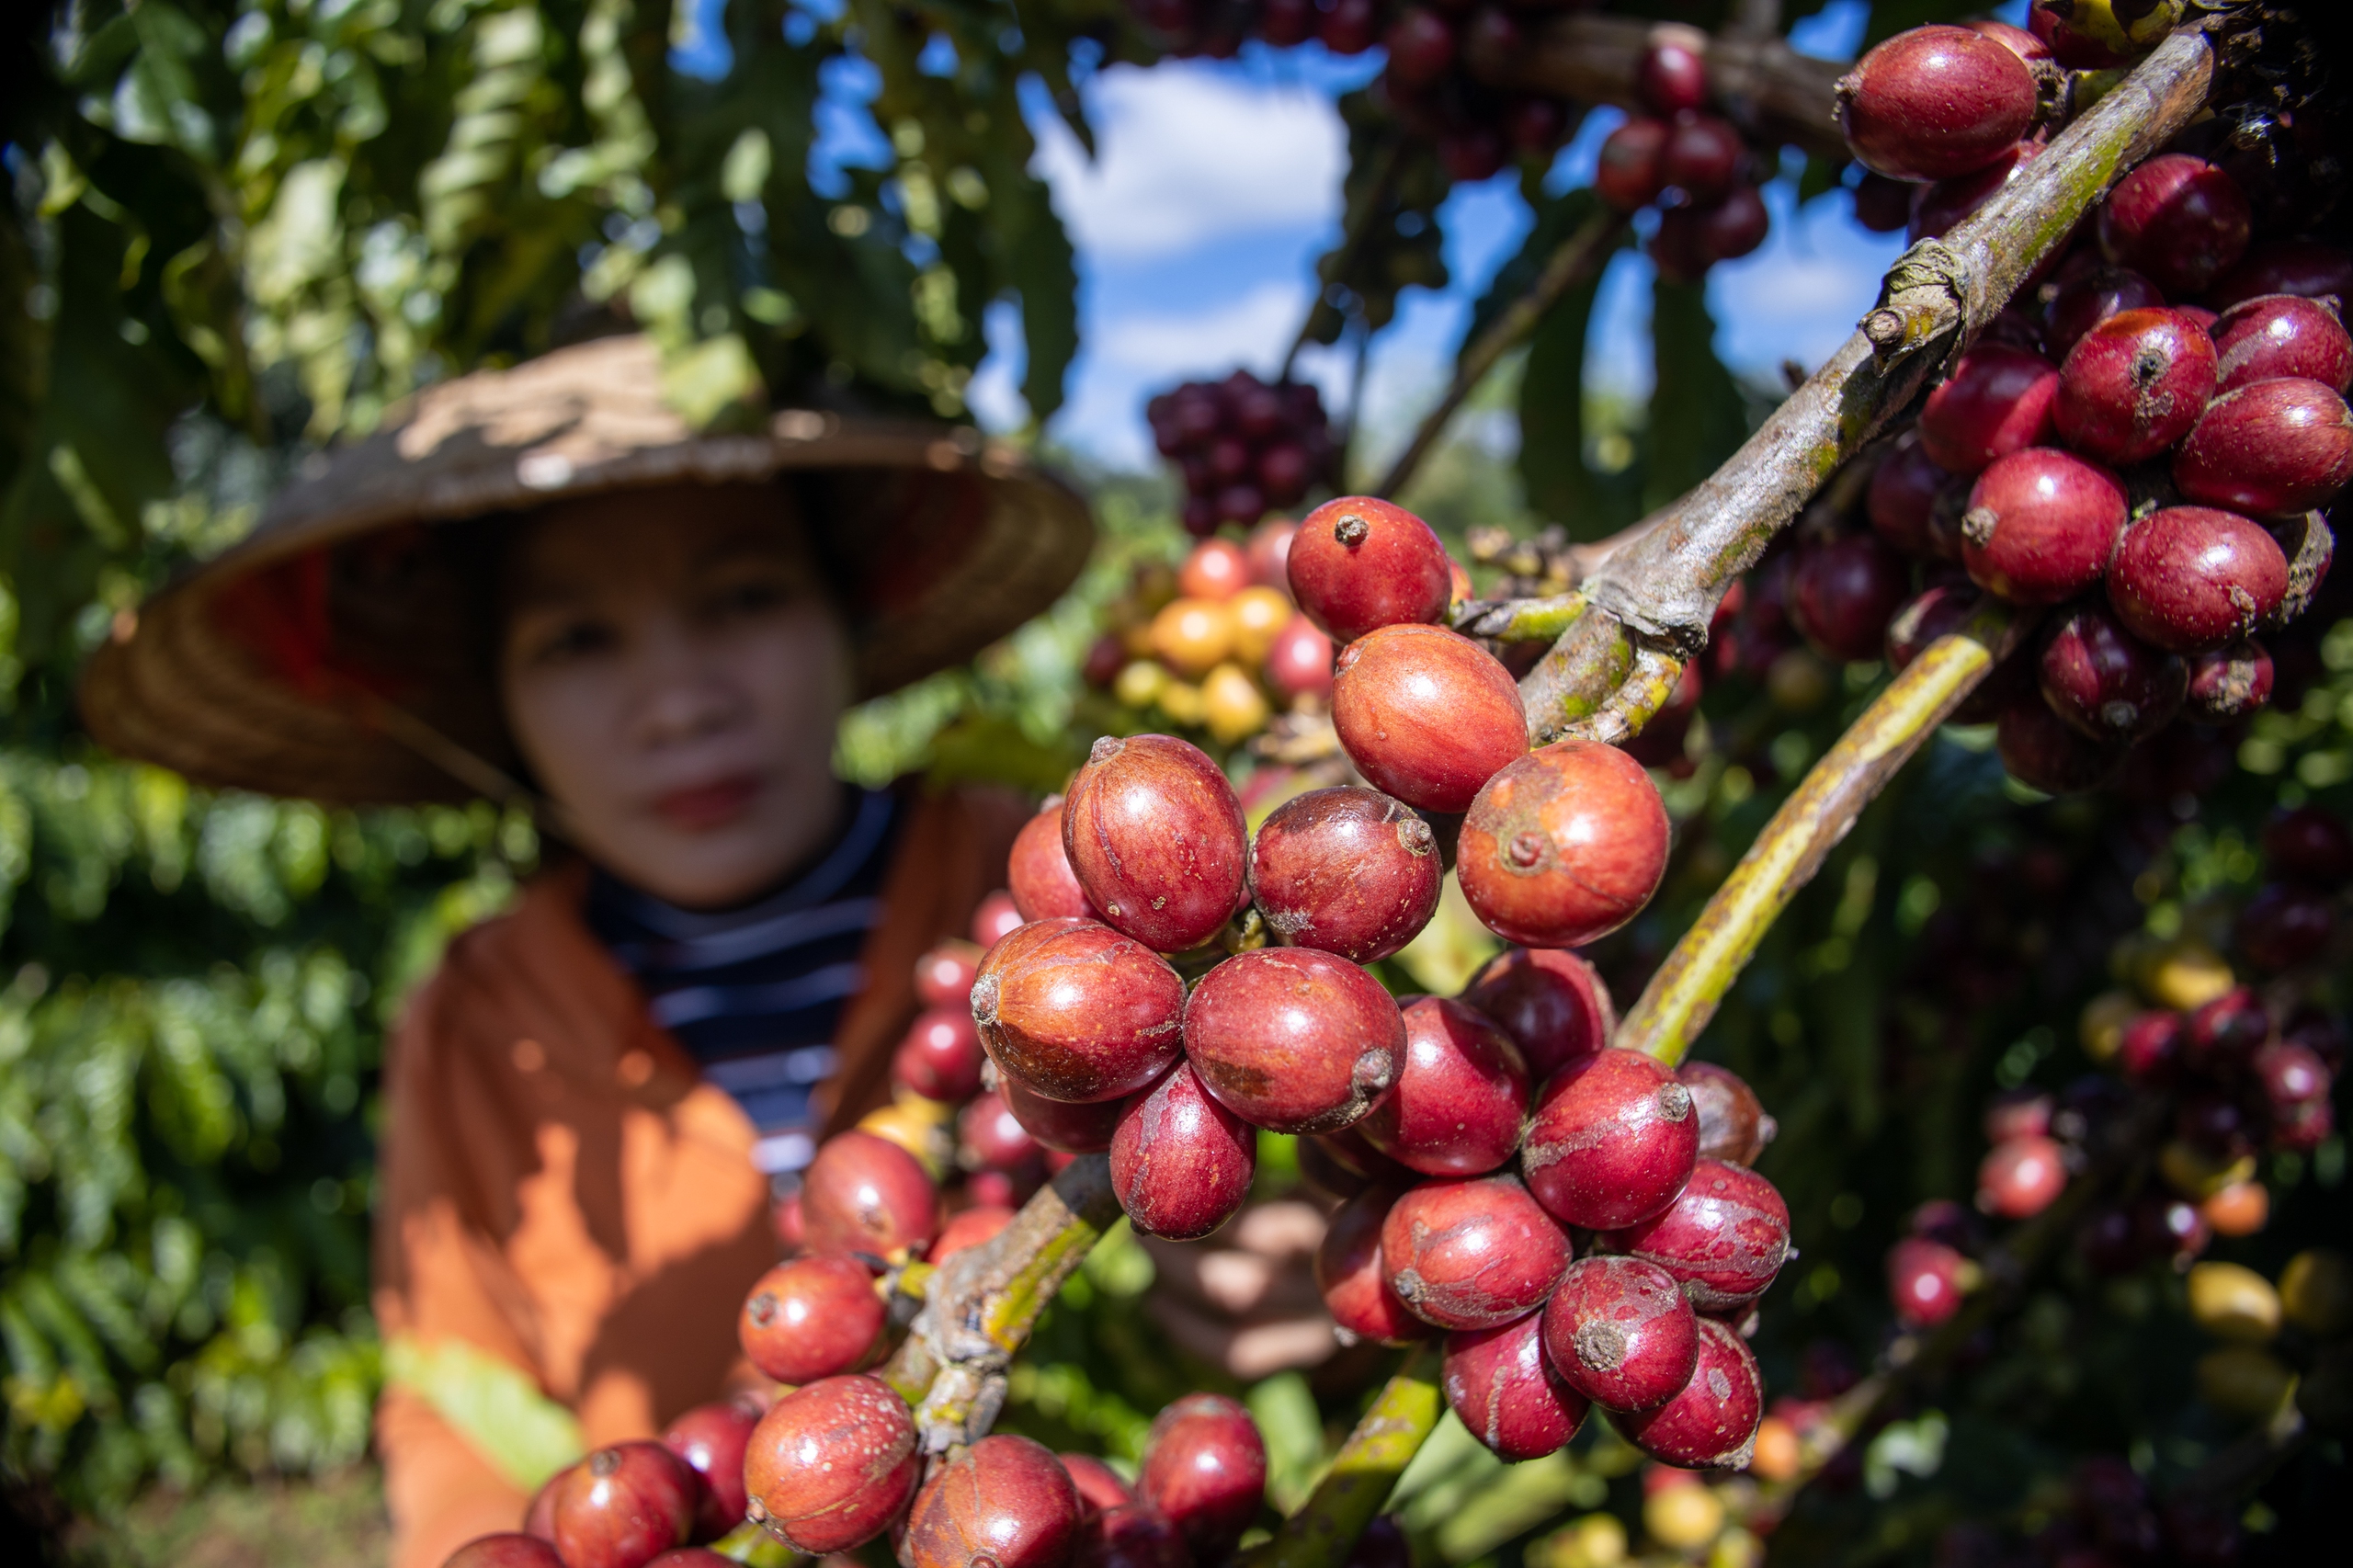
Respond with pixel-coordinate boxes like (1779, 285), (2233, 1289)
(1126, 0), (1385, 62)
(1594, 28), (1771, 281)
(2180, 1248), (2352, 1433)
(1149, 372), (1338, 539)
(1783, 24), (2353, 793)
(1084, 522), (1339, 747)
(1377, 6), (1575, 183)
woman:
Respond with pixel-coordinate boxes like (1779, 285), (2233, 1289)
(80, 335), (1093, 1566)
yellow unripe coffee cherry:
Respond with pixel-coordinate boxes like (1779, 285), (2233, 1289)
(1156, 678), (1205, 726)
(1151, 597), (1236, 677)
(2188, 1262), (2281, 1344)
(2282, 1249), (2353, 1337)
(2159, 1140), (2256, 1201)
(2078, 990), (2138, 1063)
(1643, 1479), (1724, 1551)
(1114, 659), (1167, 710)
(1229, 585), (1293, 665)
(1200, 664), (1272, 745)
(2140, 937), (2234, 1011)
(2194, 1345), (2294, 1421)
(1534, 1514), (1627, 1568)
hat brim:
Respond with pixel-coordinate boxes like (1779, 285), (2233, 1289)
(80, 335), (1094, 805)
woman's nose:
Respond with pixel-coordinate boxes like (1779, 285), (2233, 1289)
(630, 621), (745, 746)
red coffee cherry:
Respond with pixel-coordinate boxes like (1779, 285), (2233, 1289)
(1359, 997), (1530, 1176)
(2212, 295), (2353, 394)
(1909, 139), (2036, 243)
(1694, 186), (1771, 265)
(1676, 1062), (1775, 1166)
(1978, 1134), (2068, 1219)
(1661, 115), (1744, 204)
(1010, 800), (1094, 922)
(1597, 116), (1671, 213)
(1249, 787), (1442, 963)
(643, 1553), (736, 1568)
(1287, 495), (1453, 642)
(1639, 36), (1710, 116)
(2054, 307), (2218, 465)
(2036, 603), (2186, 742)
(1790, 532), (1910, 663)
(2117, 1010), (2183, 1084)
(1961, 447), (2127, 604)
(972, 917), (1187, 1103)
(1266, 615), (1337, 702)
(2238, 883), (2333, 970)
(801, 1131), (939, 1257)
(1074, 1505), (1189, 1568)
(893, 1006), (987, 1102)
(446, 1537), (564, 1568)
(1316, 1121), (1412, 1184)
(2208, 238), (2353, 312)
(1836, 26), (2036, 181)
(1063, 735), (1248, 953)
(932, 1203), (1016, 1263)
(2265, 805), (2353, 887)
(1006, 1075), (1129, 1155)
(1316, 1183), (1436, 1346)
(1332, 624), (1529, 813)
(1385, 7), (1456, 85)
(1458, 740), (1669, 949)
(1179, 538), (1250, 601)
(2186, 986), (2269, 1066)
(1887, 1237), (1969, 1328)
(1609, 1316), (1762, 1469)
(551, 1441), (699, 1568)
(2184, 639), (2273, 722)
(1523, 1048), (1699, 1230)
(2043, 266), (2165, 360)
(1381, 1173), (1571, 1330)
(1062, 1453), (1135, 1515)
(739, 1253), (883, 1383)
(1139, 1393), (1267, 1558)
(1853, 171), (1917, 233)
(905, 1434), (1083, 1568)
(523, 1466), (568, 1540)
(915, 941), (982, 1010)
(972, 891), (1025, 949)
(2256, 1040), (2334, 1122)
(1918, 344), (2059, 474)
(2107, 506), (2289, 653)
(1995, 690), (2123, 794)
(2173, 377), (2353, 516)
(1540, 1255), (1699, 1414)
(2097, 153), (2252, 298)
(1458, 946), (1616, 1082)
(1183, 948), (1404, 1133)
(1109, 1061), (1256, 1240)
(961, 1086), (1042, 1170)
(1444, 1311), (1590, 1461)
(1866, 429), (1950, 556)
(663, 1399), (760, 1543)
(1605, 1158), (1790, 1313)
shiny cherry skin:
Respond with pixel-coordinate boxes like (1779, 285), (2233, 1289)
(744, 1375), (920, 1553)
(2173, 377), (2353, 517)
(1009, 799), (1095, 921)
(662, 1399), (761, 1543)
(1961, 447), (2126, 605)
(2036, 603), (2185, 742)
(904, 1434), (1083, 1568)
(2097, 153), (2251, 298)
(2184, 640), (2273, 722)
(1866, 429), (1949, 557)
(1062, 1453), (1135, 1516)
(1887, 1236), (1968, 1327)
(1605, 1158), (1791, 1313)
(1183, 948), (1404, 1134)
(1918, 345), (2059, 474)
(1359, 997), (1530, 1177)
(2212, 294), (2353, 394)
(971, 917), (1187, 1103)
(551, 1441), (699, 1568)
(1458, 740), (1670, 949)
(1139, 1393), (1267, 1558)
(915, 941), (982, 1010)
(892, 1006), (988, 1103)
(1458, 946), (1616, 1081)
(931, 1203), (1016, 1263)
(1609, 1316), (1764, 1470)
(1444, 1311), (1590, 1461)
(801, 1131), (939, 1257)
(1978, 1134), (2068, 1219)
(1836, 26), (2036, 182)
(1332, 624), (1529, 814)
(1063, 734), (1248, 953)
(1380, 1173), (1572, 1331)
(1249, 787), (1441, 963)
(737, 1254), (882, 1384)
(1597, 117), (1671, 213)
(961, 1086), (1042, 1171)
(2044, 266), (2164, 360)
(1540, 1255), (1700, 1414)
(1287, 495), (1454, 642)
(1109, 1061), (1256, 1240)
(1523, 1049), (1699, 1231)
(1677, 1062), (1775, 1166)
(1006, 1075), (1129, 1155)
(2107, 506), (2289, 653)
(1316, 1183), (1436, 1346)
(445, 1536), (565, 1568)
(2054, 307), (2218, 465)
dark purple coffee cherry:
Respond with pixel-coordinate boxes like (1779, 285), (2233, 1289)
(2173, 378), (2353, 517)
(2238, 882), (2333, 970)
(2208, 238), (2353, 312)
(1604, 1158), (1791, 1313)
(1919, 345), (2060, 474)
(2267, 806), (2353, 887)
(1522, 1049), (1699, 1231)
(1249, 787), (1441, 964)
(1910, 139), (2036, 243)
(2036, 603), (2186, 742)
(2097, 154), (2252, 298)
(1108, 1061), (1255, 1240)
(1384, 8), (1456, 87)
(2212, 295), (2353, 394)
(1867, 428), (1950, 556)
(1790, 532), (1910, 664)
(2183, 639), (2273, 722)
(2055, 307), (2219, 465)
(1961, 447), (2127, 604)
(1836, 26), (2037, 182)
(1638, 36), (1710, 117)
(1661, 115), (1744, 205)
(2044, 266), (2165, 361)
(1609, 1317), (1764, 1470)
(1853, 171), (1918, 233)
(1694, 185), (1771, 264)
(1074, 1506), (1188, 1568)
(2117, 1011), (2184, 1084)
(1443, 1311), (1589, 1461)
(1540, 1256), (1699, 1414)
(1360, 997), (1530, 1177)
(1995, 691), (2124, 794)
(1459, 946), (1615, 1083)
(1677, 1062), (1775, 1166)
(2107, 506), (2290, 653)
(1597, 117), (1671, 213)
(1381, 1173), (1573, 1331)
(1884, 582), (2028, 723)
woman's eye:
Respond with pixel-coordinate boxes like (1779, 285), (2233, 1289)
(529, 618), (618, 663)
(708, 575), (793, 619)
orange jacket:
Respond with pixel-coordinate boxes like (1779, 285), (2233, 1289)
(372, 785), (1021, 1568)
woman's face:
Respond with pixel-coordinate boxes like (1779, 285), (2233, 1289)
(498, 484), (854, 908)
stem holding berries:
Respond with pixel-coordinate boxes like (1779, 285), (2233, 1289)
(1258, 1353), (1443, 1568)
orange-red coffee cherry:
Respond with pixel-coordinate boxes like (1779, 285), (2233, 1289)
(1609, 1316), (1764, 1469)
(931, 1203), (1016, 1264)
(1109, 1061), (1256, 1240)
(1183, 948), (1404, 1133)
(1380, 1172), (1572, 1330)
(1287, 495), (1454, 642)
(904, 1434), (1082, 1568)
(972, 917), (1187, 1103)
(1458, 740), (1669, 949)
(1836, 26), (2037, 182)
(1677, 1062), (1774, 1166)
(1359, 997), (1530, 1176)
(745, 1380), (916, 1555)
(738, 1254), (882, 1384)
(1540, 1255), (1699, 1413)
(961, 1086), (1042, 1171)
(801, 1131), (939, 1257)
(662, 1399), (760, 1543)
(1605, 1158), (1791, 1313)
(1888, 1236), (1969, 1327)
(1248, 786), (1441, 963)
(1332, 624), (1529, 813)
(445, 1536), (564, 1568)
(1139, 1394), (1268, 1559)
(1063, 734), (1247, 952)
(1316, 1183), (1436, 1346)
(1443, 1311), (1589, 1462)
(972, 890), (1024, 948)
(1523, 1049), (1699, 1231)
(1459, 947), (1616, 1081)
(1009, 799), (1094, 922)
(1978, 1133), (2068, 1219)
(551, 1441), (699, 1568)
(1005, 1075), (1128, 1154)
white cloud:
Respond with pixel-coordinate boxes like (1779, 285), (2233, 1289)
(1034, 64), (1346, 261)
(1090, 279), (1312, 378)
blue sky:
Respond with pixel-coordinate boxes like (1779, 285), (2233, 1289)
(676, 2), (2019, 470)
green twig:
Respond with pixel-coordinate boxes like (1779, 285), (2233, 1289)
(1451, 592), (1589, 645)
(1263, 1350), (1444, 1568)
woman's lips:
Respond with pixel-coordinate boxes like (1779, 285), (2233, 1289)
(652, 773), (763, 832)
